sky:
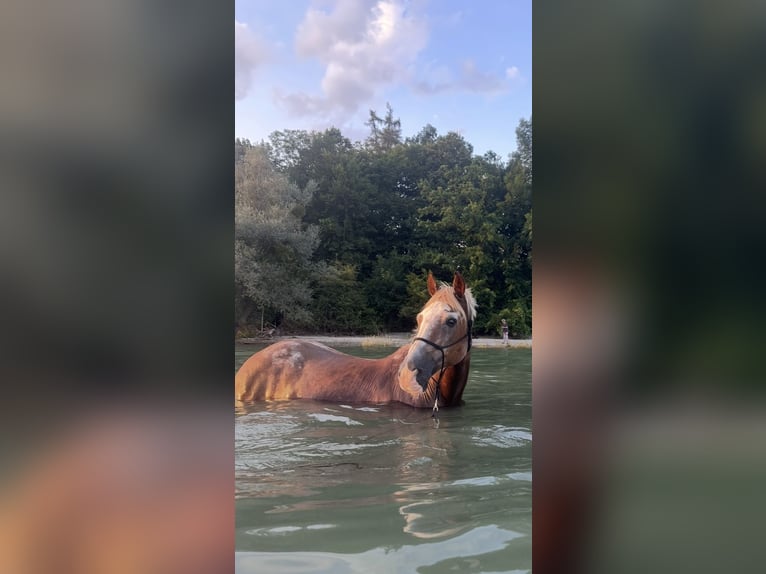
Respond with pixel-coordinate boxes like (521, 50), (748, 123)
(235, 0), (531, 158)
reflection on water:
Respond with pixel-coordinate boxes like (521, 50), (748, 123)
(235, 345), (531, 573)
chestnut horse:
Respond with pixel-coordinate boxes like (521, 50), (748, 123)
(235, 272), (476, 409)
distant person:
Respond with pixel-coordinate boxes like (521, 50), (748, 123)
(501, 318), (509, 345)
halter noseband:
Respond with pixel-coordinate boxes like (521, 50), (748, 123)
(413, 317), (473, 416)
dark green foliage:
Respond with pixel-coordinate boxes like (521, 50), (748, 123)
(236, 111), (532, 336)
(308, 265), (379, 334)
(399, 270), (435, 326)
(365, 253), (413, 332)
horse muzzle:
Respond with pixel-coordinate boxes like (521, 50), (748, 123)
(400, 348), (440, 394)
(398, 364), (428, 397)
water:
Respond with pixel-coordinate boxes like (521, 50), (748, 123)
(235, 343), (531, 574)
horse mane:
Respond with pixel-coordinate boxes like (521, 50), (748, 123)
(435, 282), (478, 322)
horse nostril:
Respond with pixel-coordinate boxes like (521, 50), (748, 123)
(407, 358), (417, 371)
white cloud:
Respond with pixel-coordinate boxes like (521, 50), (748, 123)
(505, 66), (520, 80)
(278, 0), (428, 117)
(235, 20), (268, 101)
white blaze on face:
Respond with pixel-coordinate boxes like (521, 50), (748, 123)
(415, 304), (460, 346)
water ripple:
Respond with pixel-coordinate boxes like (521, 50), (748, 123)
(472, 424), (532, 448)
(308, 413), (362, 426)
(236, 524), (526, 574)
(247, 524), (336, 537)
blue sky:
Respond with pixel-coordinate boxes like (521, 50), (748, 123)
(235, 0), (531, 157)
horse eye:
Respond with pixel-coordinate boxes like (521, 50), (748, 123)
(446, 318), (457, 327)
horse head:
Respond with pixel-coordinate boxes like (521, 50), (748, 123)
(397, 271), (476, 400)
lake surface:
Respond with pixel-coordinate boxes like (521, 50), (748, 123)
(235, 343), (531, 574)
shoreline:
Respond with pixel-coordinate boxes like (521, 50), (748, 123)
(235, 334), (531, 349)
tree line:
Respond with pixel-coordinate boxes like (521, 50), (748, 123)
(235, 106), (531, 337)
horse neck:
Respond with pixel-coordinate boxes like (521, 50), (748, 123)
(366, 346), (412, 402)
(438, 352), (471, 406)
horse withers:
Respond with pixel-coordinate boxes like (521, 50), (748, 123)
(235, 272), (477, 408)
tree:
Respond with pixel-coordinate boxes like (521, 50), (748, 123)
(235, 145), (319, 332)
(411, 118), (532, 335)
(513, 116), (532, 186)
(365, 103), (402, 152)
(414, 155), (507, 319)
(304, 152), (379, 271)
(380, 102), (402, 150)
(235, 137), (252, 163)
(501, 117), (533, 289)
(407, 123), (438, 145)
(364, 109), (383, 150)
(495, 117), (533, 335)
(236, 116), (532, 336)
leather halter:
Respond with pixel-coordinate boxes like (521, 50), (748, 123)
(413, 316), (473, 415)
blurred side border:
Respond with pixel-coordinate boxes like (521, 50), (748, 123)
(534, 0), (766, 573)
(0, 1), (234, 572)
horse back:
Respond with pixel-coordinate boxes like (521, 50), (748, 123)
(236, 340), (328, 401)
(235, 340), (403, 403)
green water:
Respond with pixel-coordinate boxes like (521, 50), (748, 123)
(235, 344), (531, 574)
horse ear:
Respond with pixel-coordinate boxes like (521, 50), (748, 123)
(427, 272), (438, 296)
(452, 271), (465, 299)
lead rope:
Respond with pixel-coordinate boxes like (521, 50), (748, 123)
(433, 345), (445, 418)
(431, 375), (441, 428)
